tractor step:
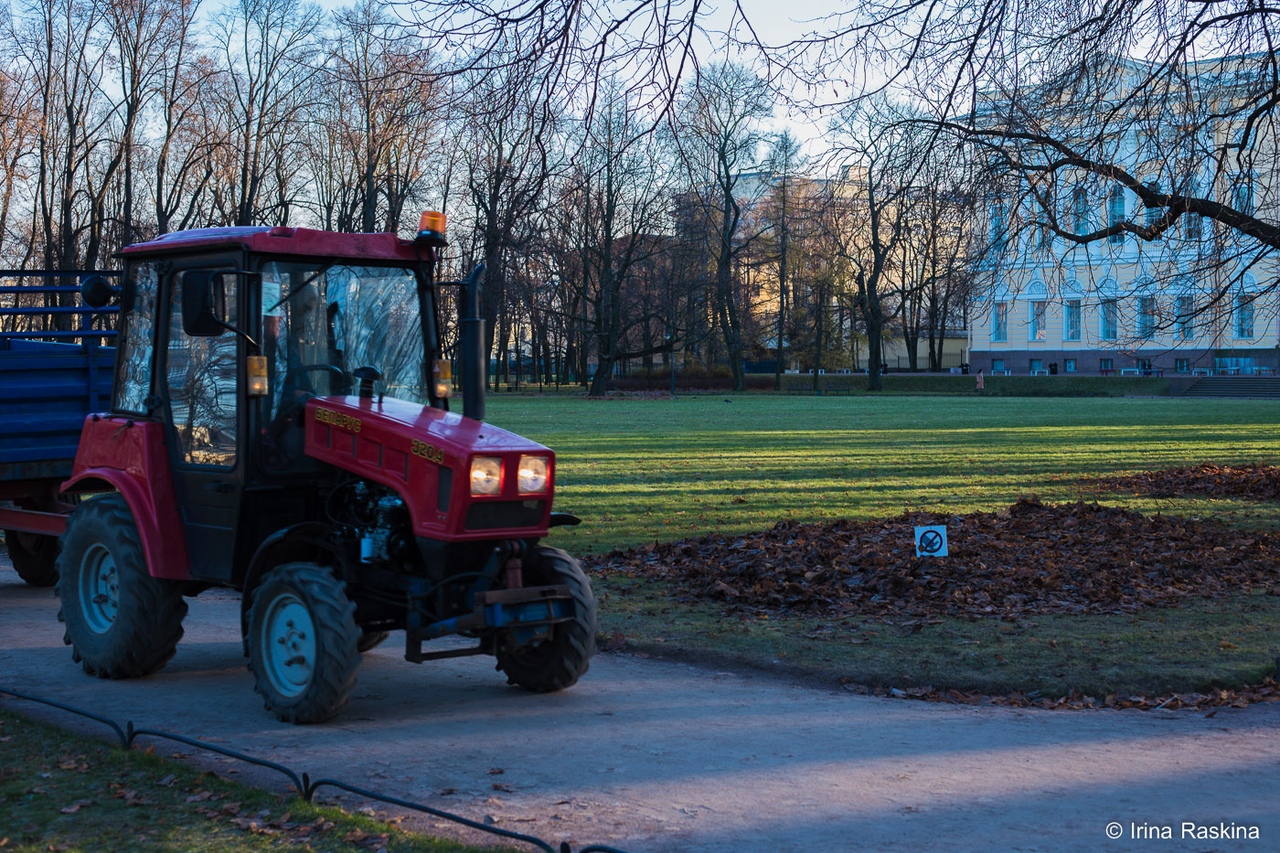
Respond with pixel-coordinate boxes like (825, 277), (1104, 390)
(404, 643), (485, 664)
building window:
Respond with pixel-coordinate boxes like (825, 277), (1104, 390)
(1235, 293), (1255, 339)
(1100, 299), (1118, 340)
(992, 358), (1005, 372)
(1030, 301), (1047, 341)
(1030, 358), (1044, 373)
(1184, 180), (1203, 239)
(1175, 294), (1195, 340)
(1232, 176), (1254, 215)
(1064, 299), (1082, 341)
(1138, 296), (1156, 339)
(1064, 358), (1077, 373)
(1072, 186), (1089, 233)
(1108, 186), (1126, 243)
(991, 301), (1008, 342)
(990, 204), (1006, 251)
(1099, 357), (1114, 373)
(1142, 180), (1163, 234)
(1175, 358), (1190, 373)
(1184, 211), (1203, 240)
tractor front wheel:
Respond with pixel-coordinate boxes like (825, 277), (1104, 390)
(246, 562), (360, 723)
(4, 529), (59, 587)
(55, 495), (187, 678)
(495, 546), (597, 692)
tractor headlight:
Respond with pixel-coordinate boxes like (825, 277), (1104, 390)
(517, 455), (550, 494)
(470, 456), (503, 496)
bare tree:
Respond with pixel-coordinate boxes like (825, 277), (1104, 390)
(210, 0), (322, 226)
(150, 2), (221, 235)
(891, 130), (980, 371)
(760, 130), (806, 389)
(455, 51), (561, 389)
(407, 0), (743, 123)
(826, 103), (923, 390)
(8, 0), (113, 269)
(546, 91), (674, 396)
(314, 0), (437, 233)
(98, 0), (200, 248)
(0, 48), (38, 263)
(781, 3), (1280, 266)
(672, 62), (771, 391)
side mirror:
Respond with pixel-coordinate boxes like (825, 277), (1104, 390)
(79, 274), (116, 309)
(183, 270), (227, 336)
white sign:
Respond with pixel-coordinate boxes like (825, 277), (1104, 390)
(915, 525), (948, 558)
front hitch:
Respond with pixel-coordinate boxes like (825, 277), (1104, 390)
(404, 584), (573, 663)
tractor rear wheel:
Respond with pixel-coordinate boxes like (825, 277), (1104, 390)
(495, 546), (596, 692)
(246, 562), (360, 723)
(4, 529), (59, 587)
(55, 495), (187, 678)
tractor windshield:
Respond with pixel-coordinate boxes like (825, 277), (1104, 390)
(260, 262), (429, 417)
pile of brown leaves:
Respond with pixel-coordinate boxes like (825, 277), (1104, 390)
(587, 496), (1280, 620)
(1096, 462), (1280, 500)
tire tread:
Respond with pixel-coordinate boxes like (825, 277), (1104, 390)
(496, 546), (596, 692)
(55, 496), (187, 679)
(246, 562), (360, 724)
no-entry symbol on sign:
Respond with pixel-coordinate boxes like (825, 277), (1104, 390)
(915, 525), (948, 558)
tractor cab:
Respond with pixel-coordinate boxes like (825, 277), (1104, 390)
(56, 219), (595, 723)
(96, 229), (447, 582)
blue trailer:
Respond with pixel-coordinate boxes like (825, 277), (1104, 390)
(0, 271), (116, 585)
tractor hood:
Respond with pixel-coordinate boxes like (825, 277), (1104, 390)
(303, 395), (557, 542)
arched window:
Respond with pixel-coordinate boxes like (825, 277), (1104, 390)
(1064, 298), (1082, 341)
(1028, 283), (1048, 341)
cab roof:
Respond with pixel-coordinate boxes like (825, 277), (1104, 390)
(120, 226), (425, 263)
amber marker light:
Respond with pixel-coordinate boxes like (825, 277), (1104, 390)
(247, 355), (269, 396)
(433, 359), (453, 398)
(416, 210), (448, 246)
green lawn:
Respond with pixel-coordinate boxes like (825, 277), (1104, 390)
(487, 395), (1280, 554)
(486, 393), (1280, 698)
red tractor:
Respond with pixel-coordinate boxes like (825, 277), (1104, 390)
(49, 216), (595, 723)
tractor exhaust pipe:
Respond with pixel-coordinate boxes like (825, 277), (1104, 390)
(460, 263), (486, 421)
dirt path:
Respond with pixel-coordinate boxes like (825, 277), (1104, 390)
(3, 558), (1279, 852)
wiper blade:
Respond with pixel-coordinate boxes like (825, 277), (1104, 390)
(265, 261), (335, 313)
